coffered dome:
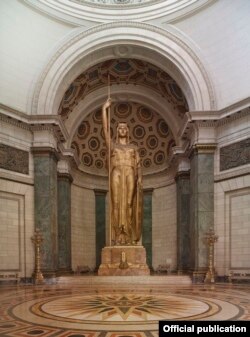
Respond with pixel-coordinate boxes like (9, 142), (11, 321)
(58, 57), (188, 176)
(71, 101), (176, 176)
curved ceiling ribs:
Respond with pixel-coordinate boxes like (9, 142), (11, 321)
(59, 58), (188, 176)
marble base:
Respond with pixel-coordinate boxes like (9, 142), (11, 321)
(98, 246), (150, 276)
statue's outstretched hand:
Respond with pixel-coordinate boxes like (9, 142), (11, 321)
(104, 98), (112, 109)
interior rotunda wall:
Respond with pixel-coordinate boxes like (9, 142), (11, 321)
(0, 0), (249, 280)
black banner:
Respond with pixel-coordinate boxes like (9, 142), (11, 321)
(159, 321), (250, 337)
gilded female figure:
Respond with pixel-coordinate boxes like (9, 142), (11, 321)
(102, 99), (143, 245)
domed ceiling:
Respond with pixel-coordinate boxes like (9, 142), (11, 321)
(25, 0), (212, 24)
(59, 58), (188, 176)
(59, 58), (188, 121)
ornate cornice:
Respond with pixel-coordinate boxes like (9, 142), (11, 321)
(178, 100), (250, 140)
(0, 110), (30, 131)
(0, 103), (69, 143)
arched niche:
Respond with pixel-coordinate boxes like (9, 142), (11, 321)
(31, 22), (215, 119)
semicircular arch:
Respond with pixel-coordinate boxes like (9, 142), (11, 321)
(31, 22), (215, 119)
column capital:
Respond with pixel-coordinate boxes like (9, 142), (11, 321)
(190, 143), (217, 156)
(32, 146), (59, 161)
(32, 127), (58, 149)
(175, 170), (190, 181)
(143, 188), (154, 195)
(94, 189), (107, 196)
(57, 172), (73, 183)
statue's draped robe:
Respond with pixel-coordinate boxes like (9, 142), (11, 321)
(110, 143), (142, 245)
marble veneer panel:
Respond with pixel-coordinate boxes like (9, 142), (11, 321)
(142, 190), (152, 268)
(95, 191), (106, 269)
(176, 174), (190, 272)
(58, 174), (72, 272)
(190, 152), (214, 273)
(33, 151), (58, 276)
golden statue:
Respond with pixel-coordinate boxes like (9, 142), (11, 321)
(102, 98), (143, 245)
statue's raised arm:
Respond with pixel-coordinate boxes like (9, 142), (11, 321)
(102, 98), (112, 150)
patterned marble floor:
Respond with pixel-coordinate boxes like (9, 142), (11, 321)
(0, 282), (250, 337)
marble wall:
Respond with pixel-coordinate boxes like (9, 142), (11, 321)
(190, 151), (214, 275)
(33, 152), (58, 276)
(176, 173), (190, 272)
(95, 191), (106, 269)
(215, 177), (250, 276)
(152, 183), (177, 271)
(142, 191), (153, 268)
(58, 174), (72, 272)
(71, 184), (95, 271)
(0, 180), (34, 278)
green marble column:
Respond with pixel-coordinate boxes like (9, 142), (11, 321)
(58, 173), (73, 274)
(142, 189), (153, 269)
(33, 147), (58, 277)
(176, 171), (190, 273)
(190, 145), (216, 282)
(95, 190), (106, 269)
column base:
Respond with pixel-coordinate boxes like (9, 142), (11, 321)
(192, 270), (206, 283)
(98, 246), (150, 276)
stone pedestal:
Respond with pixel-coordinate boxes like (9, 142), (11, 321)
(98, 246), (150, 276)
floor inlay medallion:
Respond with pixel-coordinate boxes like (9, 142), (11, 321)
(0, 282), (249, 336)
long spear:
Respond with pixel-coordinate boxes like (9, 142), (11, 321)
(108, 74), (112, 246)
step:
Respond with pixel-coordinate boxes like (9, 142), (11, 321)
(56, 274), (192, 285)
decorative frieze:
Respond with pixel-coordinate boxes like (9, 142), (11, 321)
(0, 144), (29, 174)
(220, 138), (250, 171)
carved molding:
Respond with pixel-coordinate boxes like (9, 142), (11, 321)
(24, 0), (213, 24)
(214, 165), (250, 183)
(30, 21), (215, 117)
(178, 103), (250, 142)
(0, 104), (69, 143)
(0, 172), (34, 186)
